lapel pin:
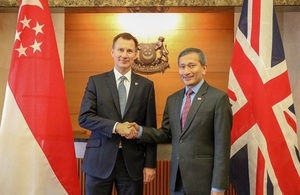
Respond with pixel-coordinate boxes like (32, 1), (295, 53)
(197, 97), (202, 101)
(135, 82), (138, 86)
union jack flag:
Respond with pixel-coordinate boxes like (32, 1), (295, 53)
(228, 0), (300, 194)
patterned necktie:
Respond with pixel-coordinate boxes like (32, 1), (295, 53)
(118, 76), (127, 117)
(181, 88), (194, 129)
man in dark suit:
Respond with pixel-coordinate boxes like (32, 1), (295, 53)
(130, 48), (232, 195)
(78, 32), (157, 195)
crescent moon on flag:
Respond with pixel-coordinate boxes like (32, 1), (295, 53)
(20, 0), (43, 10)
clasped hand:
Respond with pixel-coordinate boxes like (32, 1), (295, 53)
(115, 122), (139, 139)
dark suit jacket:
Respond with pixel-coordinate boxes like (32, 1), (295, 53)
(140, 81), (232, 195)
(78, 70), (157, 181)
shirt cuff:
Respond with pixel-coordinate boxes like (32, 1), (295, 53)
(137, 126), (143, 138)
(211, 187), (225, 192)
(113, 122), (118, 134)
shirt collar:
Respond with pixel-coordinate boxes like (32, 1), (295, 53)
(185, 79), (204, 94)
(114, 68), (131, 82)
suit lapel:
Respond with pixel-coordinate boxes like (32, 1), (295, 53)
(181, 81), (208, 134)
(105, 71), (122, 117)
(123, 73), (139, 117)
(175, 89), (185, 134)
(105, 71), (140, 119)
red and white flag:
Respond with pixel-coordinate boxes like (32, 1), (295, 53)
(0, 0), (80, 194)
(228, 0), (300, 194)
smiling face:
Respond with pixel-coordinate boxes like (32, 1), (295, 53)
(178, 52), (207, 87)
(111, 37), (137, 75)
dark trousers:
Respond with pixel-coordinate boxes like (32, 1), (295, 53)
(85, 149), (143, 195)
(171, 168), (186, 195)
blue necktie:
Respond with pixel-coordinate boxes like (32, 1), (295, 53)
(118, 76), (127, 117)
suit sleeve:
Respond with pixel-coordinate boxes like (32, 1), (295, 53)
(141, 96), (172, 143)
(211, 93), (233, 189)
(143, 83), (158, 168)
(78, 76), (116, 138)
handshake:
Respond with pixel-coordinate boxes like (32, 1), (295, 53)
(115, 122), (140, 139)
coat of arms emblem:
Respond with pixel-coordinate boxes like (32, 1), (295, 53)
(132, 36), (169, 73)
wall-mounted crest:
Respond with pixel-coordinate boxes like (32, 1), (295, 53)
(132, 36), (169, 73)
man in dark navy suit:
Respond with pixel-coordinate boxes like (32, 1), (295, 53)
(78, 32), (157, 195)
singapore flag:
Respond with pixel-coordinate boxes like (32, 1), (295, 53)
(0, 0), (80, 194)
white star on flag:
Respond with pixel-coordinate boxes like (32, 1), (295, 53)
(20, 15), (31, 29)
(32, 21), (44, 35)
(30, 39), (42, 53)
(14, 30), (21, 41)
(15, 43), (27, 57)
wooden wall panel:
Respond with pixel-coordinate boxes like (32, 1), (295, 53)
(65, 30), (117, 73)
(65, 14), (119, 30)
(65, 10), (234, 134)
(157, 29), (233, 73)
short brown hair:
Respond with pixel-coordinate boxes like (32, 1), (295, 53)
(112, 32), (138, 51)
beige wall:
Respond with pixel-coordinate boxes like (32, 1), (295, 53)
(282, 11), (300, 149)
(0, 13), (16, 125)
